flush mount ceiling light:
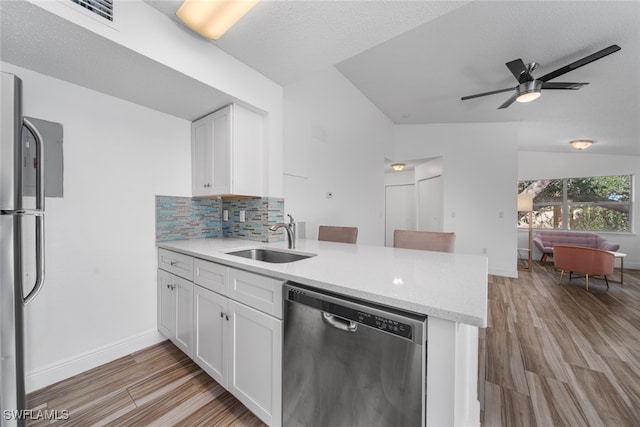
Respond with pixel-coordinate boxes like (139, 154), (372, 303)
(570, 139), (595, 150)
(176, 0), (259, 40)
(391, 163), (406, 172)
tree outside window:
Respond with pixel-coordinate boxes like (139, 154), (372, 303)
(517, 175), (632, 232)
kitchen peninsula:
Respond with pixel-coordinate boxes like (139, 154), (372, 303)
(157, 237), (488, 427)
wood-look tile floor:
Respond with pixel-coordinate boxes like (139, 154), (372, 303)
(481, 264), (640, 426)
(26, 341), (266, 426)
(27, 265), (640, 426)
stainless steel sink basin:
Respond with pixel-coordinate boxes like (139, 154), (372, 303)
(227, 248), (316, 263)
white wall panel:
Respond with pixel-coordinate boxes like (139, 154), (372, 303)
(283, 67), (392, 246)
(393, 123), (519, 277)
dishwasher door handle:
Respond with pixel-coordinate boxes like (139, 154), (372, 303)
(322, 312), (358, 332)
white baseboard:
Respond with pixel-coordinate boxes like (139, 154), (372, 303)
(26, 329), (165, 393)
(489, 267), (518, 278)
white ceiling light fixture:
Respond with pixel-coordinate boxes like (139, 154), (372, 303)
(176, 0), (259, 40)
(570, 139), (595, 150)
(391, 163), (406, 172)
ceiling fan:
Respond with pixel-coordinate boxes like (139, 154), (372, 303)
(461, 44), (621, 109)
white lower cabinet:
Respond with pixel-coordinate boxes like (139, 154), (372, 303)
(228, 300), (282, 427)
(193, 284), (228, 386)
(157, 269), (194, 357)
(159, 251), (282, 427)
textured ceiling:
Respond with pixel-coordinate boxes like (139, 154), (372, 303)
(337, 1), (640, 156)
(0, 0), (236, 121)
(145, 0), (470, 86)
(2, 1), (638, 156)
(146, 0), (640, 156)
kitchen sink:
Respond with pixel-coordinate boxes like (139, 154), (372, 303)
(227, 248), (316, 263)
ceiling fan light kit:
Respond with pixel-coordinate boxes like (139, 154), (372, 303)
(516, 80), (542, 103)
(461, 44), (621, 109)
(570, 139), (595, 150)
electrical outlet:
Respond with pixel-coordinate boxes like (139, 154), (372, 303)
(239, 210), (246, 222)
(223, 210), (229, 221)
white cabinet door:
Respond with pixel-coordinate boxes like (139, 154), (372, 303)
(228, 300), (282, 427)
(191, 114), (212, 196)
(157, 269), (175, 339)
(211, 106), (232, 195)
(194, 285), (229, 387)
(190, 104), (264, 197)
(173, 275), (194, 357)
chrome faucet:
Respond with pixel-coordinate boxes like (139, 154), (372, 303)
(269, 214), (296, 249)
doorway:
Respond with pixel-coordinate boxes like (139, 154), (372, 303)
(417, 175), (443, 231)
(385, 184), (415, 247)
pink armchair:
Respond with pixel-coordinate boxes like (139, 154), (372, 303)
(553, 245), (615, 291)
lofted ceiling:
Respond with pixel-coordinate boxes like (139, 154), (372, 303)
(146, 0), (640, 157)
(2, 1), (639, 157)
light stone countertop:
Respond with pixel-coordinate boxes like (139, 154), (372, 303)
(157, 237), (488, 327)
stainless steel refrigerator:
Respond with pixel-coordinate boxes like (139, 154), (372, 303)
(1, 71), (63, 427)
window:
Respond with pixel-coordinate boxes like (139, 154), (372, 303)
(517, 175), (633, 232)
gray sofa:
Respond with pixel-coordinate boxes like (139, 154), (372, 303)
(533, 230), (620, 265)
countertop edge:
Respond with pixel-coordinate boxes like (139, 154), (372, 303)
(157, 239), (488, 328)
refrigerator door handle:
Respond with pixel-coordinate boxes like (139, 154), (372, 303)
(22, 118), (45, 305)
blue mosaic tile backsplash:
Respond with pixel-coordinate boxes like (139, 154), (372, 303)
(156, 196), (222, 241)
(156, 195), (285, 243)
(222, 197), (285, 242)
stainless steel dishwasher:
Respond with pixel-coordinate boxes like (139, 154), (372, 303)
(283, 282), (427, 427)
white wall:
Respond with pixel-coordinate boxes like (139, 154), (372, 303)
(2, 63), (192, 391)
(283, 67), (393, 245)
(519, 151), (640, 269)
(393, 123), (519, 277)
(28, 0), (284, 197)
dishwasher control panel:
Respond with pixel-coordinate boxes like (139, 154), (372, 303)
(287, 285), (416, 340)
(354, 310), (413, 339)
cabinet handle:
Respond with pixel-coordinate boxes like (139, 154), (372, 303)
(169, 261), (177, 266)
(220, 312), (224, 318)
(225, 314), (229, 321)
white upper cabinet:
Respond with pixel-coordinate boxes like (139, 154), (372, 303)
(191, 104), (264, 197)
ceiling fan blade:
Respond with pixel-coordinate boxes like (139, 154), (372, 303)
(461, 87), (514, 101)
(539, 44), (621, 82)
(541, 82), (589, 90)
(498, 93), (518, 109)
(506, 59), (529, 82)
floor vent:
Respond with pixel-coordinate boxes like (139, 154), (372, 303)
(71, 0), (113, 22)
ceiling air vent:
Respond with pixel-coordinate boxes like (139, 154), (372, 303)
(71, 0), (114, 22)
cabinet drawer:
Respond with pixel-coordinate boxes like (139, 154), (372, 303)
(158, 248), (194, 281)
(229, 269), (283, 318)
(194, 258), (229, 295)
